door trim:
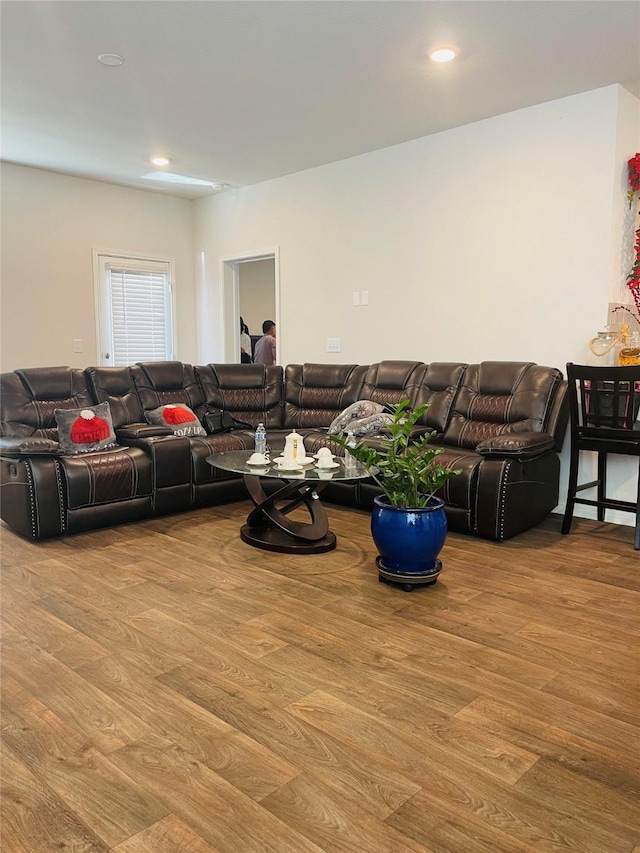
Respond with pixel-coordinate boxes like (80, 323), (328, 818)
(219, 248), (280, 364)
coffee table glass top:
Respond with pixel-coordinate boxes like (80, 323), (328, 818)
(208, 450), (371, 481)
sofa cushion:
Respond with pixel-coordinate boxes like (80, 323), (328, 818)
(443, 362), (564, 449)
(284, 363), (368, 428)
(360, 361), (426, 409)
(145, 404), (206, 436)
(58, 446), (153, 510)
(85, 366), (145, 428)
(412, 363), (468, 432)
(132, 361), (205, 415)
(55, 402), (117, 454)
(196, 363), (284, 430)
(1, 367), (94, 441)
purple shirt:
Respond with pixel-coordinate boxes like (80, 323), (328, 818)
(253, 334), (276, 365)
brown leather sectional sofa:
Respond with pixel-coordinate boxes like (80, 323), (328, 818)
(0, 360), (568, 542)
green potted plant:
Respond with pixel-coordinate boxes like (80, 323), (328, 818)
(335, 399), (460, 591)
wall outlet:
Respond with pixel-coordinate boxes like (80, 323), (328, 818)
(326, 337), (341, 353)
(73, 339), (83, 353)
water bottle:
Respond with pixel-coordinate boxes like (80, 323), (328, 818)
(344, 430), (357, 472)
(254, 422), (267, 455)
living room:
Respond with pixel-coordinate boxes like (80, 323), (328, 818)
(1, 2), (639, 851)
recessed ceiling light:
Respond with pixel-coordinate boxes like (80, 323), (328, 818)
(429, 48), (457, 63)
(151, 156), (171, 167)
(97, 53), (124, 66)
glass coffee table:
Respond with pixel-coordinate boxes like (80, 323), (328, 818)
(208, 450), (371, 554)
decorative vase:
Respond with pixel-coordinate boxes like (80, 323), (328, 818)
(371, 495), (447, 591)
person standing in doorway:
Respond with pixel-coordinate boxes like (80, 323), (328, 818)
(253, 320), (276, 365)
(240, 317), (252, 363)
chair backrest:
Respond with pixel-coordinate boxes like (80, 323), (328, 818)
(442, 362), (564, 449)
(0, 367), (93, 440)
(566, 362), (640, 438)
(283, 363), (368, 428)
(85, 366), (144, 429)
(195, 363), (284, 429)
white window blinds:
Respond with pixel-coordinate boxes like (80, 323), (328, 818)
(95, 254), (174, 367)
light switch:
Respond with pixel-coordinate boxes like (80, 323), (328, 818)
(361, 290), (369, 306)
(73, 339), (83, 353)
(353, 291), (360, 306)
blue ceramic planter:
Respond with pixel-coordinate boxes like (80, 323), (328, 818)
(371, 495), (447, 582)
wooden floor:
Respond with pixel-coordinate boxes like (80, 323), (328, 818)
(1, 502), (638, 853)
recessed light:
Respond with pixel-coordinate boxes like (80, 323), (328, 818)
(97, 53), (124, 66)
(429, 48), (457, 63)
(151, 156), (171, 167)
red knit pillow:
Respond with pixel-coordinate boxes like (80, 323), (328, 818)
(144, 404), (206, 436)
(55, 402), (117, 454)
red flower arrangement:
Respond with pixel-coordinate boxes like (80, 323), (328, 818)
(616, 153), (640, 326)
(628, 153), (640, 202)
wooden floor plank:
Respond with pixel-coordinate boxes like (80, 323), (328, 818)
(454, 696), (640, 799)
(1, 744), (108, 853)
(260, 771), (435, 852)
(112, 814), (223, 852)
(109, 733), (326, 853)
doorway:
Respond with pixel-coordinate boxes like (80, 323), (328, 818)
(220, 249), (279, 364)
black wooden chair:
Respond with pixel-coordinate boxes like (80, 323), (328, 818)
(561, 363), (640, 549)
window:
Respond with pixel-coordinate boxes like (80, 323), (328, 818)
(94, 252), (174, 366)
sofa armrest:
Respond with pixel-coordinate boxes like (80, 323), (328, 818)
(115, 424), (173, 440)
(0, 437), (63, 456)
(476, 431), (556, 460)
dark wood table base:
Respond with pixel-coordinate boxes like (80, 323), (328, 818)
(242, 474), (337, 554)
(240, 524), (336, 553)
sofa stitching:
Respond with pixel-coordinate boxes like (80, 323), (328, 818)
(24, 459), (38, 539)
(54, 459), (66, 533)
(498, 460), (511, 540)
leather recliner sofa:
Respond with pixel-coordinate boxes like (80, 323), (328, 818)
(0, 359), (568, 542)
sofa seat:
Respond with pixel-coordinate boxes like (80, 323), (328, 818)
(190, 431), (257, 486)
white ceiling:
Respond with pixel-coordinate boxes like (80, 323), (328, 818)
(2, 0), (639, 200)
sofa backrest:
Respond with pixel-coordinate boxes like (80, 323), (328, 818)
(0, 367), (93, 440)
(131, 361), (205, 416)
(413, 363), (468, 432)
(284, 363), (368, 428)
(360, 361), (426, 410)
(195, 364), (284, 429)
(85, 366), (145, 429)
(442, 362), (564, 448)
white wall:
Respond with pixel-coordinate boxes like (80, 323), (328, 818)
(0, 164), (196, 370)
(195, 86), (638, 368)
(194, 85), (639, 524)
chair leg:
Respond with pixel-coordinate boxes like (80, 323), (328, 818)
(597, 451), (607, 522)
(635, 458), (640, 551)
(561, 445), (580, 535)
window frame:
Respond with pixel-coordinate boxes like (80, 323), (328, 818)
(92, 249), (176, 367)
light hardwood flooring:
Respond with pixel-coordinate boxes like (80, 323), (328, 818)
(1, 502), (638, 852)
